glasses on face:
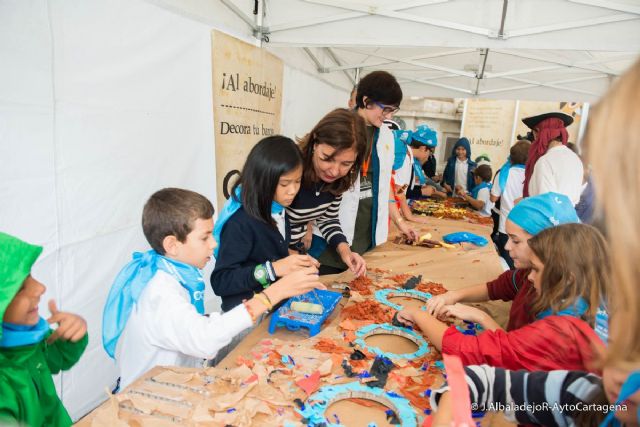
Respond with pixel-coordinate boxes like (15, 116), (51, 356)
(372, 101), (400, 115)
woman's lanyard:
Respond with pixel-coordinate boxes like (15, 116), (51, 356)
(362, 127), (376, 178)
(362, 155), (371, 178)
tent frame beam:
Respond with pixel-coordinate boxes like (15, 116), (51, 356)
(322, 48), (477, 72)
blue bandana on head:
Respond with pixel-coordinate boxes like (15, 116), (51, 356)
(507, 192), (579, 235)
(102, 250), (205, 359)
(213, 186), (284, 258)
(0, 317), (50, 348)
(498, 156), (525, 192)
(412, 124), (438, 148)
(393, 130), (413, 170)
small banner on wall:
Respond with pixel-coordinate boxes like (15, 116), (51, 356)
(462, 99), (517, 174)
(211, 30), (283, 210)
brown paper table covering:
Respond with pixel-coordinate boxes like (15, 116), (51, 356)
(77, 217), (515, 426)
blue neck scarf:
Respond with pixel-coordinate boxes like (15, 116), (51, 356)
(600, 371), (640, 426)
(102, 250), (205, 359)
(470, 181), (492, 199)
(497, 157), (525, 192)
(213, 186), (284, 258)
(537, 298), (610, 345)
(413, 158), (427, 186)
(0, 317), (50, 348)
(536, 296), (588, 320)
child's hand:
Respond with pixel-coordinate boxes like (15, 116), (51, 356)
(272, 254), (320, 277)
(421, 185), (434, 197)
(46, 300), (87, 344)
(441, 303), (487, 324)
(396, 307), (420, 327)
(425, 291), (459, 317)
(266, 267), (326, 304)
(398, 221), (419, 242)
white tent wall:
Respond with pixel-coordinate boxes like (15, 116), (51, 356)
(0, 0), (348, 419)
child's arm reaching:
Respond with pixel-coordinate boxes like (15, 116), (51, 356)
(396, 307), (448, 350)
(441, 303), (503, 331)
(459, 191), (485, 211)
(146, 268), (325, 360)
(425, 285), (490, 317)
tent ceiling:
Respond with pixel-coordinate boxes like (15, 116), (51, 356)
(218, 0), (640, 101)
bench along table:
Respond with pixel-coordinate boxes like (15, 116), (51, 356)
(77, 217), (515, 426)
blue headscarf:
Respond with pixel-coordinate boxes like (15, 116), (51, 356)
(412, 124), (438, 148)
(392, 130), (413, 170)
(497, 156), (525, 192)
(102, 250), (205, 359)
(213, 186), (284, 258)
(507, 192), (579, 235)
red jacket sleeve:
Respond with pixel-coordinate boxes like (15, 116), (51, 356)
(441, 316), (603, 373)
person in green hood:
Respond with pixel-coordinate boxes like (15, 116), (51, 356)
(0, 232), (88, 426)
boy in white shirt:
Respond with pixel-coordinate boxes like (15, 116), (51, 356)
(102, 188), (324, 389)
(458, 164), (493, 217)
(490, 140), (530, 269)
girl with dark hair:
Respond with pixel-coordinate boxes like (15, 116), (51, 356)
(287, 108), (367, 276)
(316, 71), (418, 274)
(210, 136), (319, 312)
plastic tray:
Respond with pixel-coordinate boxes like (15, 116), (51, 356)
(268, 289), (342, 337)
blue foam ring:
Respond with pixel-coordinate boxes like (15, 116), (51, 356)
(434, 361), (445, 370)
(297, 381), (418, 427)
(354, 323), (429, 360)
(374, 289), (433, 311)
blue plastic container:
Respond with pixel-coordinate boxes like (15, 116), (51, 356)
(268, 289), (342, 337)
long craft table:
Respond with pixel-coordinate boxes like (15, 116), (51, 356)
(77, 216), (515, 426)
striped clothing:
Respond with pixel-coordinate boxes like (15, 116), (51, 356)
(286, 185), (347, 249)
(431, 365), (605, 427)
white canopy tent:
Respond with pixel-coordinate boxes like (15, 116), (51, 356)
(1, 0), (638, 421)
(215, 0), (640, 101)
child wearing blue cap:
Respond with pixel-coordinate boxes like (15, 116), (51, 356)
(390, 128), (439, 225)
(406, 124), (446, 200)
(425, 192), (580, 331)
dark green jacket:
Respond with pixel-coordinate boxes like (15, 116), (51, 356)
(0, 331), (88, 426)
